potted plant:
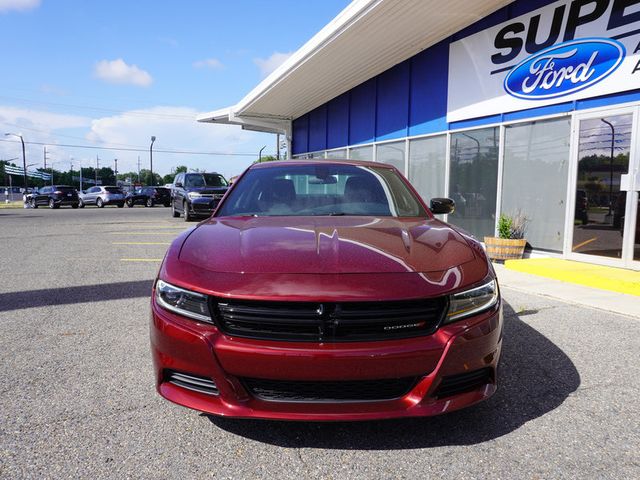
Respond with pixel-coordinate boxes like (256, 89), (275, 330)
(484, 211), (529, 260)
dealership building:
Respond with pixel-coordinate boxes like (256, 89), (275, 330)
(201, 0), (640, 270)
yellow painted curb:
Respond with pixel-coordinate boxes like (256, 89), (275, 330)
(504, 258), (640, 297)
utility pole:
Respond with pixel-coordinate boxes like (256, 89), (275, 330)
(114, 158), (118, 184)
(95, 155), (99, 185)
(4, 133), (27, 192)
(276, 134), (280, 160)
(149, 136), (156, 186)
(137, 155), (141, 183)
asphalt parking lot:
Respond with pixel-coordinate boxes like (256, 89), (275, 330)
(1, 207), (639, 479)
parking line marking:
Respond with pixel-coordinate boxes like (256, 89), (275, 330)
(572, 237), (598, 251)
(112, 242), (171, 245)
(120, 258), (163, 262)
(110, 232), (181, 235)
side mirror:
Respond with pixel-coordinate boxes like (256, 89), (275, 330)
(174, 182), (183, 188)
(430, 197), (455, 215)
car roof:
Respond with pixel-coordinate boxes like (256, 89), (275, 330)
(249, 159), (390, 170)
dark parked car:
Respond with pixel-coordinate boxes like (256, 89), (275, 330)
(79, 186), (125, 208)
(151, 160), (502, 421)
(125, 187), (171, 207)
(30, 185), (79, 209)
(575, 189), (589, 225)
(170, 172), (228, 221)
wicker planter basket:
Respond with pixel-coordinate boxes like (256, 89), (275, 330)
(484, 236), (527, 260)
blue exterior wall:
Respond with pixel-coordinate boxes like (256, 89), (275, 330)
(291, 0), (638, 155)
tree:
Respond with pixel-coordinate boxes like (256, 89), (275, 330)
(162, 173), (175, 185)
(175, 165), (187, 173)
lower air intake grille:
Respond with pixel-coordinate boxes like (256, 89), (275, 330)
(434, 368), (493, 398)
(165, 370), (218, 395)
(241, 377), (418, 402)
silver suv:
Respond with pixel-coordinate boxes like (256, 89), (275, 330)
(79, 186), (125, 208)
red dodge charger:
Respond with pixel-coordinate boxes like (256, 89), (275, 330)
(150, 160), (502, 421)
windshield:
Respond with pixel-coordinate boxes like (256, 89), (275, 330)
(217, 164), (427, 217)
(185, 173), (228, 188)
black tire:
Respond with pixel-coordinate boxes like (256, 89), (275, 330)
(146, 198), (154, 208)
(78, 199), (85, 208)
(31, 199), (38, 209)
(171, 202), (180, 218)
(49, 199), (57, 209)
(117, 203), (124, 208)
(164, 202), (170, 208)
(71, 204), (79, 209)
(126, 199), (133, 208)
(183, 201), (192, 222)
(96, 198), (104, 208)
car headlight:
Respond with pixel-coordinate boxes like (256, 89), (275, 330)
(445, 279), (498, 323)
(155, 280), (212, 323)
(187, 192), (201, 199)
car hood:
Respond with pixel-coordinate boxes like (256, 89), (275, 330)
(179, 216), (477, 274)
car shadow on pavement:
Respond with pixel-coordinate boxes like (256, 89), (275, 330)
(207, 301), (581, 448)
(0, 280), (153, 313)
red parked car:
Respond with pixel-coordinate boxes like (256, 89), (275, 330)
(150, 160), (502, 421)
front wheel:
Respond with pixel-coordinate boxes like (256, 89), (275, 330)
(183, 201), (192, 222)
(96, 198), (104, 208)
(31, 199), (38, 209)
(78, 199), (85, 208)
(171, 202), (180, 218)
(117, 203), (124, 208)
(48, 199), (57, 209)
(126, 199), (133, 208)
(146, 198), (154, 208)
(71, 204), (79, 209)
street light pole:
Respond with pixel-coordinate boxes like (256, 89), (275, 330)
(258, 145), (266, 163)
(4, 133), (27, 192)
(150, 136), (156, 186)
(601, 118), (615, 223)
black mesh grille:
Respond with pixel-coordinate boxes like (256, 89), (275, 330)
(433, 368), (493, 398)
(211, 298), (446, 342)
(165, 370), (218, 395)
(242, 377), (418, 402)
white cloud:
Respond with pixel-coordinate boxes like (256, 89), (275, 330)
(0, 106), (92, 171)
(0, 104), (274, 180)
(94, 59), (153, 87)
(253, 51), (293, 78)
(0, 0), (40, 13)
(85, 106), (273, 179)
(193, 58), (224, 70)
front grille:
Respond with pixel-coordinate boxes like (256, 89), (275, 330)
(242, 377), (418, 402)
(433, 368), (493, 398)
(210, 298), (447, 342)
(165, 370), (218, 395)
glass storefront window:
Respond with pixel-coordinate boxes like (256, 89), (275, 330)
(449, 127), (499, 239)
(348, 146), (373, 161)
(502, 119), (570, 252)
(376, 141), (406, 174)
(326, 149), (347, 159)
(408, 135), (446, 202)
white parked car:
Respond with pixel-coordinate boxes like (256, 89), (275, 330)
(78, 186), (125, 208)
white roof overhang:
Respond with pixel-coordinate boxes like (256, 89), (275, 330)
(198, 0), (513, 133)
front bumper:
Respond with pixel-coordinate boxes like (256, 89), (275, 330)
(150, 294), (503, 421)
(189, 197), (221, 216)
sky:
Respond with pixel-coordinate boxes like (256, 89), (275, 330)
(0, 0), (351, 179)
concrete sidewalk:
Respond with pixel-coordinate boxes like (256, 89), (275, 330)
(493, 263), (640, 319)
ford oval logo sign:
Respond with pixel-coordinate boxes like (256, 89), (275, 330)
(504, 38), (625, 100)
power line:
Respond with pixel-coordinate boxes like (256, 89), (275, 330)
(0, 138), (274, 157)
